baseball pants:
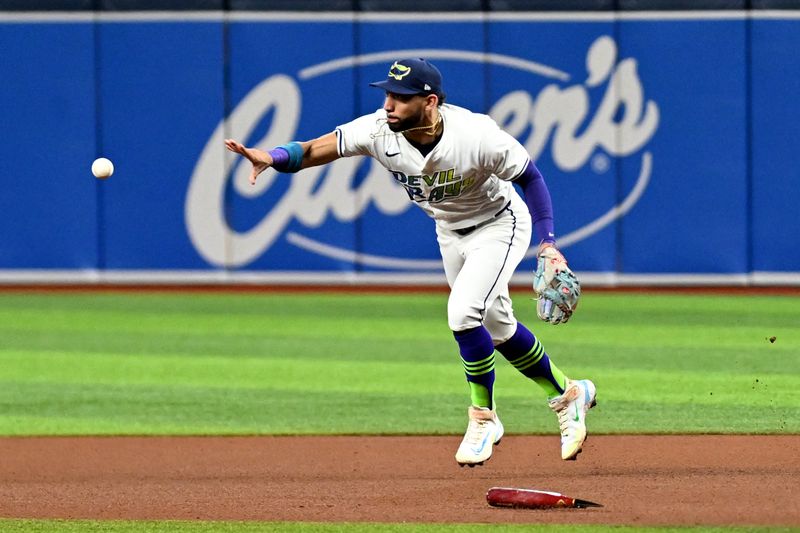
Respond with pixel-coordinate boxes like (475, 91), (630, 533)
(436, 193), (532, 344)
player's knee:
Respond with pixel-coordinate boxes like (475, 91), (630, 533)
(485, 319), (517, 346)
(448, 311), (482, 331)
(484, 304), (517, 345)
(447, 298), (483, 332)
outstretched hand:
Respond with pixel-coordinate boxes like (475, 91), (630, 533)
(224, 139), (273, 185)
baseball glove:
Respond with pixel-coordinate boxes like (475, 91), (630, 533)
(533, 246), (581, 324)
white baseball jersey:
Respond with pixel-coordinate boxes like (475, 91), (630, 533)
(335, 104), (530, 231)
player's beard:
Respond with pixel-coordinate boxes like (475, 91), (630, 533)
(387, 106), (428, 133)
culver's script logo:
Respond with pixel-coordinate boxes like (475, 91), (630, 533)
(186, 37), (659, 269)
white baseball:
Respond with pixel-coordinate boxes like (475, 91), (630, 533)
(91, 157), (114, 179)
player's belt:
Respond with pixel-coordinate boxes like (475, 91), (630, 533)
(453, 201), (511, 236)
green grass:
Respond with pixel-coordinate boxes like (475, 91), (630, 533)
(0, 520), (795, 532)
(0, 291), (798, 436)
(1, 290), (798, 533)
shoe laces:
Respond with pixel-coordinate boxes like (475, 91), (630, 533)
(464, 418), (493, 446)
(555, 406), (574, 436)
(550, 396), (578, 437)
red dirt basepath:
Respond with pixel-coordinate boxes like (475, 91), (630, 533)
(1, 435), (798, 527)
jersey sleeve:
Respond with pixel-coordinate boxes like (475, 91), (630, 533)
(480, 119), (531, 181)
(334, 110), (383, 158)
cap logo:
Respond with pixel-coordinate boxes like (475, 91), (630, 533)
(424, 83), (431, 91)
(388, 61), (411, 80)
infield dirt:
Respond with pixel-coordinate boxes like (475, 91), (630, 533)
(1, 435), (798, 527)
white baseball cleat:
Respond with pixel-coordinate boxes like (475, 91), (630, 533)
(548, 379), (597, 460)
(455, 406), (504, 467)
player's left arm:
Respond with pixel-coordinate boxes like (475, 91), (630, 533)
(482, 123), (579, 323)
(512, 161), (555, 252)
(480, 119), (580, 324)
(510, 161), (566, 289)
(481, 124), (558, 251)
(513, 162), (580, 324)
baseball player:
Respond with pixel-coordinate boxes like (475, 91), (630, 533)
(225, 58), (595, 465)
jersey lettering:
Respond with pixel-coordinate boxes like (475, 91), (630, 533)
(391, 168), (472, 204)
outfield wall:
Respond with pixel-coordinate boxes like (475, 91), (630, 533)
(1, 10), (799, 286)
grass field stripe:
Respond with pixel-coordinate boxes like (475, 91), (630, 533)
(0, 291), (798, 437)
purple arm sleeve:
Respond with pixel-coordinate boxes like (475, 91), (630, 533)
(513, 160), (555, 244)
(268, 147), (290, 171)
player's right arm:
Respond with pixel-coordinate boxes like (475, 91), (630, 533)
(224, 131), (340, 185)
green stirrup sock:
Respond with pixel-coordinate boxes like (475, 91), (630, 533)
(534, 360), (568, 399)
(468, 382), (492, 409)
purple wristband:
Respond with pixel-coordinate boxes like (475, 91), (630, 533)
(268, 147), (290, 171)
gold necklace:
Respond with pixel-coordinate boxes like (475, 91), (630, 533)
(401, 113), (442, 136)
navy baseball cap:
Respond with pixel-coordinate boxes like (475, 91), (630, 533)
(369, 58), (444, 97)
